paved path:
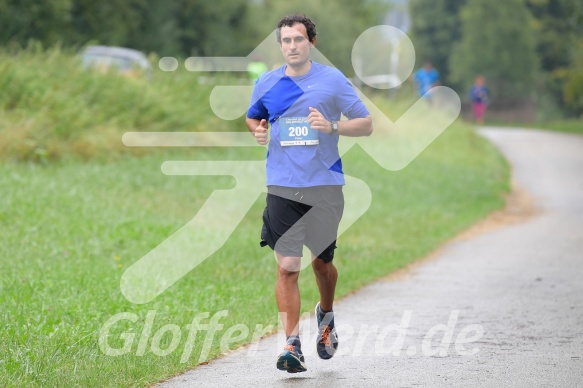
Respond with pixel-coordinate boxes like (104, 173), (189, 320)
(160, 128), (583, 387)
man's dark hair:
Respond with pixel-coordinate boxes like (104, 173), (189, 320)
(276, 14), (317, 44)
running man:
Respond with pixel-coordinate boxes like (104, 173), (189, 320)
(246, 14), (373, 373)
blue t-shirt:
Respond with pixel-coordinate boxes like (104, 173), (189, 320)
(247, 62), (369, 188)
(414, 68), (440, 96)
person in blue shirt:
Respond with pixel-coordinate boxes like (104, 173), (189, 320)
(246, 14), (372, 373)
(413, 61), (440, 100)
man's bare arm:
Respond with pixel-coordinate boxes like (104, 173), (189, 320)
(246, 117), (269, 145)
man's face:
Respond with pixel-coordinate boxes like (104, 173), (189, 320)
(280, 23), (312, 68)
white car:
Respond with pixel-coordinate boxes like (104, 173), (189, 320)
(81, 45), (152, 79)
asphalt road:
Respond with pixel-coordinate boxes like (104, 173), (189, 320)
(160, 127), (583, 387)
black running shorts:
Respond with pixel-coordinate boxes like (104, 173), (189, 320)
(260, 185), (344, 262)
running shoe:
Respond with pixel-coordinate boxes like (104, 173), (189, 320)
(315, 302), (338, 360)
(276, 343), (307, 373)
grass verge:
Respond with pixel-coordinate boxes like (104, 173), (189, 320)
(484, 119), (583, 135)
(1, 117), (509, 386)
(1, 46), (509, 386)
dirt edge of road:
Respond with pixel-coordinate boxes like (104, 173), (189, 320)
(380, 178), (541, 283)
(158, 179), (541, 384)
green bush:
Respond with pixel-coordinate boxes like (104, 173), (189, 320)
(0, 46), (245, 162)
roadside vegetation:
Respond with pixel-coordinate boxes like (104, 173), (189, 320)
(0, 48), (511, 386)
(485, 119), (583, 135)
(0, 45), (243, 163)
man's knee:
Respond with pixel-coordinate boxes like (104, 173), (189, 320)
(311, 258), (333, 276)
(277, 255), (302, 277)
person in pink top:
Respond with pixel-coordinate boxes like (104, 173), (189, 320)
(469, 75), (490, 125)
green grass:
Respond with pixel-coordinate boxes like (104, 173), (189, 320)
(1, 47), (510, 386)
(0, 121), (509, 386)
(484, 119), (583, 135)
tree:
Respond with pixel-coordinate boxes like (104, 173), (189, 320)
(560, 39), (583, 115)
(0, 0), (386, 67)
(0, 0), (73, 46)
(68, 0), (146, 48)
(559, 0), (583, 115)
(408, 0), (467, 84)
(523, 0), (580, 113)
(449, 0), (538, 99)
(122, 0), (182, 56)
(246, 0), (388, 75)
(526, 0), (578, 73)
(527, 0), (583, 115)
(171, 0), (252, 57)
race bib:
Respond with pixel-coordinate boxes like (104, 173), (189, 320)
(279, 117), (319, 146)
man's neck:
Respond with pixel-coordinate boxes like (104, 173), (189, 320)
(285, 60), (312, 77)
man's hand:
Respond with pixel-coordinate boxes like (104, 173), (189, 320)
(254, 119), (269, 145)
(308, 107), (332, 134)
(308, 107), (373, 137)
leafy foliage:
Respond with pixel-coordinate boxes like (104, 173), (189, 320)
(408, 0), (466, 84)
(449, 0), (538, 99)
(558, 38), (583, 115)
(410, 0), (582, 115)
(526, 0), (583, 115)
(0, 0), (385, 68)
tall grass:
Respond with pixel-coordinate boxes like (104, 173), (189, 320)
(0, 45), (244, 162)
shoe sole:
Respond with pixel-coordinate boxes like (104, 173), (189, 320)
(276, 351), (307, 373)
